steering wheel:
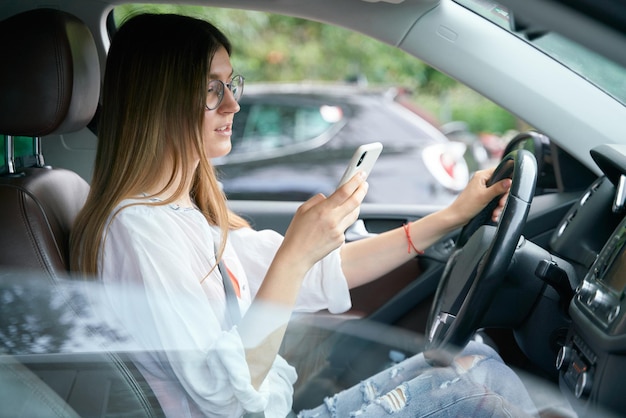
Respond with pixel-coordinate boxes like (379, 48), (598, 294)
(425, 149), (537, 364)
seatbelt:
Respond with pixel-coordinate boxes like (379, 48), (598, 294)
(216, 248), (241, 325)
(216, 250), (266, 417)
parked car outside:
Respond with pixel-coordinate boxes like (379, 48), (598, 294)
(213, 83), (470, 205)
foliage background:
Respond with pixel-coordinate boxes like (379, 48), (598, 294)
(114, 4), (522, 136)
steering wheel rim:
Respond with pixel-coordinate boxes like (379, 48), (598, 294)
(425, 149), (537, 362)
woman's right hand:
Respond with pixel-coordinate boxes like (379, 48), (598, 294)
(242, 173), (367, 386)
(280, 172), (369, 269)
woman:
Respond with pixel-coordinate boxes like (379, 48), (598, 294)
(70, 13), (535, 418)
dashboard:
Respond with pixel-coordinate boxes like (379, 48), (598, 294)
(550, 144), (626, 415)
(496, 134), (626, 415)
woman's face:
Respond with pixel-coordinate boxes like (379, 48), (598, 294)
(202, 46), (240, 159)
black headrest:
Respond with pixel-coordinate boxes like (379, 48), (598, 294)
(0, 8), (100, 136)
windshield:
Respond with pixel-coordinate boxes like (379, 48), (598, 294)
(456, 0), (626, 106)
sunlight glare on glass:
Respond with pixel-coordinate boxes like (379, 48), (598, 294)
(320, 105), (343, 123)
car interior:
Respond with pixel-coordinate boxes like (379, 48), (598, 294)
(0, 7), (168, 417)
(2, 0), (626, 417)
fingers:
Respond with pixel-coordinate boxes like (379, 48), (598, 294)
(337, 198), (364, 232)
(474, 168), (511, 201)
(299, 172), (367, 216)
(297, 192), (327, 212)
(493, 177), (512, 193)
(327, 179), (367, 232)
(328, 172), (368, 213)
(489, 177), (512, 200)
(479, 167), (496, 183)
(448, 167), (514, 227)
(498, 192), (508, 206)
(284, 174), (368, 266)
(475, 168), (510, 191)
(294, 172), (367, 235)
(487, 175), (511, 223)
(494, 186), (510, 221)
(331, 171), (366, 199)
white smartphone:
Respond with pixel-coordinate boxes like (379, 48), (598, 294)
(337, 142), (383, 188)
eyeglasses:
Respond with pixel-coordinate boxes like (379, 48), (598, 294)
(205, 75), (244, 110)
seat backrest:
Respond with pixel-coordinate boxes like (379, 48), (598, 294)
(0, 8), (99, 279)
(0, 10), (165, 417)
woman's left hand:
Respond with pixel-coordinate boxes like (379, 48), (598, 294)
(446, 167), (511, 228)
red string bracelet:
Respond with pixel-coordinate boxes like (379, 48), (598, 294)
(403, 223), (424, 255)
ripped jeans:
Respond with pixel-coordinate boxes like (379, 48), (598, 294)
(297, 341), (537, 417)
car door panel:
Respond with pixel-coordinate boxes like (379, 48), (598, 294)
(228, 201), (445, 327)
(230, 192), (581, 333)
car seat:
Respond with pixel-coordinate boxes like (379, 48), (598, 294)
(0, 8), (164, 417)
(0, 8), (95, 279)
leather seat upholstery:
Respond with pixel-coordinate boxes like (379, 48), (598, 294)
(0, 9), (166, 417)
(0, 8), (100, 136)
(0, 168), (91, 278)
(0, 8), (98, 279)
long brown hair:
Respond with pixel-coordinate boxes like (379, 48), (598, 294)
(70, 14), (249, 276)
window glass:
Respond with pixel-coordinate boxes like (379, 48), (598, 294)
(0, 135), (34, 173)
(230, 102), (341, 156)
(0, 136), (4, 170)
(455, 0), (626, 105)
(112, 4), (524, 205)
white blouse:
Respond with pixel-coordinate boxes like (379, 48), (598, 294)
(98, 200), (352, 417)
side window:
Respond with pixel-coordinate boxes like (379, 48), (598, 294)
(0, 135), (35, 174)
(0, 136), (4, 171)
(113, 4), (524, 204)
(229, 101), (343, 159)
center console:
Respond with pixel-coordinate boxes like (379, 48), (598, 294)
(558, 215), (626, 415)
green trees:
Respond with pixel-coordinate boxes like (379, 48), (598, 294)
(113, 4), (520, 136)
